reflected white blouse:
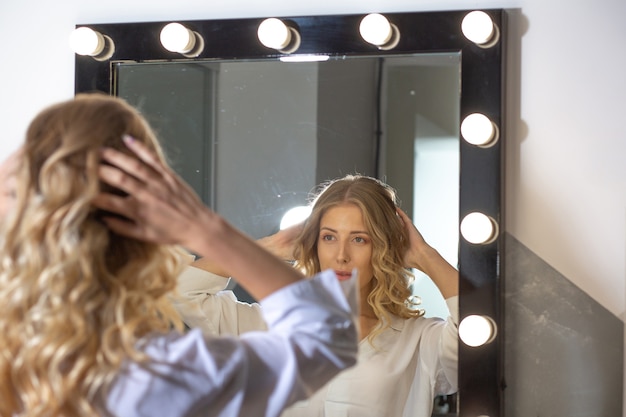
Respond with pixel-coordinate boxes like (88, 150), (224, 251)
(100, 270), (358, 417)
(175, 267), (458, 417)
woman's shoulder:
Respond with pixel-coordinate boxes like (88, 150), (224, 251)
(390, 312), (450, 340)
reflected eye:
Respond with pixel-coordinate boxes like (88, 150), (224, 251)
(320, 234), (335, 242)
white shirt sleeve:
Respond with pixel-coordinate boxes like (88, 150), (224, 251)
(103, 270), (359, 417)
(439, 295), (459, 391)
(423, 295), (459, 396)
(171, 266), (267, 335)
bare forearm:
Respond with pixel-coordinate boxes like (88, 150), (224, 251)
(187, 210), (303, 300)
(191, 256), (230, 278)
(193, 229), (295, 278)
(416, 246), (459, 299)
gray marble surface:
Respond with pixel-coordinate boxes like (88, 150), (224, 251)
(504, 233), (623, 416)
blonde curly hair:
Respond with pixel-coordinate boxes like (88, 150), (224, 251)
(294, 175), (423, 345)
(0, 94), (185, 416)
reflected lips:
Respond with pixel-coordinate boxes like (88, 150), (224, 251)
(334, 270), (352, 281)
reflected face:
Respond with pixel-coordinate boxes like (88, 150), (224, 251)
(317, 203), (374, 290)
(0, 149), (20, 220)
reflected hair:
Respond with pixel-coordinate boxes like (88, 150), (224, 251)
(294, 174), (423, 345)
(0, 93), (185, 416)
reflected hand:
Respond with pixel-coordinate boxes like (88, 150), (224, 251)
(397, 208), (429, 272)
(257, 222), (304, 261)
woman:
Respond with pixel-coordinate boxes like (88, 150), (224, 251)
(138, 173), (459, 417)
(0, 93), (358, 417)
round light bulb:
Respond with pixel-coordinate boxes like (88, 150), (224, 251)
(461, 113), (498, 147)
(280, 206), (311, 230)
(462, 11), (495, 45)
(160, 23), (195, 53)
(459, 315), (497, 347)
(359, 14), (393, 46)
(70, 27), (105, 56)
(258, 18), (292, 50)
(460, 212), (498, 244)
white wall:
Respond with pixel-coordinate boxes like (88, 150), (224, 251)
(1, 0), (624, 331)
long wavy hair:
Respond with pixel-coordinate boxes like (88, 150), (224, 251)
(294, 175), (424, 344)
(0, 93), (185, 416)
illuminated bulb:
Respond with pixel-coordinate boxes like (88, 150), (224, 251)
(70, 27), (103, 55)
(70, 27), (114, 60)
(460, 212), (498, 244)
(257, 18), (301, 53)
(359, 13), (400, 50)
(258, 18), (292, 50)
(462, 11), (499, 47)
(459, 315), (497, 347)
(461, 113), (499, 147)
(160, 23), (203, 57)
(280, 206), (311, 230)
(160, 23), (194, 53)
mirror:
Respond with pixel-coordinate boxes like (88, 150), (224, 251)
(112, 54), (461, 320)
(74, 10), (505, 416)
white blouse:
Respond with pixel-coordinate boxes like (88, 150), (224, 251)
(99, 270), (358, 417)
(175, 267), (459, 417)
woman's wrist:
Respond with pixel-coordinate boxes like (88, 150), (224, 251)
(408, 243), (437, 271)
(257, 232), (294, 261)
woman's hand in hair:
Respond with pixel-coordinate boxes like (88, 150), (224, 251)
(396, 208), (429, 271)
(94, 136), (304, 300)
(257, 222), (304, 261)
(93, 135), (216, 252)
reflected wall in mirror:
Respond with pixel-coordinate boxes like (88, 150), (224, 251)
(75, 10), (505, 417)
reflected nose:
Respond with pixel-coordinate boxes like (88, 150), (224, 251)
(336, 242), (350, 264)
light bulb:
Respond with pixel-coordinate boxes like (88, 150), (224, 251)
(460, 212), (498, 244)
(160, 23), (203, 56)
(462, 11), (498, 46)
(359, 14), (393, 46)
(258, 18), (291, 50)
(70, 27), (114, 61)
(461, 113), (498, 147)
(280, 206), (311, 230)
(459, 315), (497, 347)
(257, 18), (301, 53)
(160, 23), (195, 53)
(70, 27), (104, 56)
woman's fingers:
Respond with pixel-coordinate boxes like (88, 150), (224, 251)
(100, 139), (201, 207)
(120, 135), (180, 190)
(396, 208), (428, 271)
(396, 208), (412, 227)
(100, 148), (152, 183)
(99, 148), (173, 201)
(95, 137), (211, 249)
(397, 208), (425, 239)
(91, 192), (136, 220)
(97, 163), (147, 199)
(91, 192), (153, 240)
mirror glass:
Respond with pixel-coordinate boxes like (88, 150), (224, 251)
(114, 53), (460, 321)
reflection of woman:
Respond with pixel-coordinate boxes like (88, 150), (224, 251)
(181, 175), (459, 417)
(0, 94), (358, 417)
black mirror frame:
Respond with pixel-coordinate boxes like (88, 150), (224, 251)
(74, 9), (506, 416)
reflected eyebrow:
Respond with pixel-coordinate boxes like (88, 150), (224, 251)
(319, 226), (370, 235)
